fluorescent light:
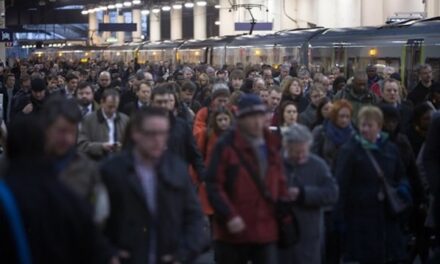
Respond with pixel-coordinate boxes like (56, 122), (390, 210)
(123, 1), (132, 7)
(108, 4), (116, 9)
(152, 8), (160, 13)
(99, 6), (108, 11)
(81, 10), (88, 15)
(196, 1), (207, 6)
(173, 4), (182, 9)
(162, 5), (171, 11)
(115, 3), (123, 8)
(215, 21), (220, 25)
(215, 4), (221, 9)
(184, 2), (194, 8)
(132, 0), (141, 4)
(141, 9), (150, 15)
(93, 7), (100, 12)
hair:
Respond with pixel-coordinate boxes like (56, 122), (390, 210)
(99, 71), (111, 79)
(230, 69), (244, 80)
(208, 107), (234, 135)
(198, 73), (209, 82)
(313, 97), (332, 128)
(47, 73), (58, 82)
(283, 123), (313, 145)
(65, 73), (79, 83)
(309, 82), (326, 95)
(353, 70), (368, 81)
(281, 77), (301, 98)
(278, 100), (298, 126)
(329, 99), (353, 124)
(77, 81), (92, 91)
(6, 73), (15, 81)
(101, 88), (120, 102)
(42, 96), (82, 127)
(412, 102), (433, 126)
(20, 74), (31, 84)
(417, 64), (432, 74)
(151, 83), (175, 101)
(269, 85), (282, 94)
(180, 80), (197, 92)
(357, 106), (384, 128)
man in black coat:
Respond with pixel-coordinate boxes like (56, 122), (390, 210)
(408, 64), (437, 106)
(101, 107), (208, 264)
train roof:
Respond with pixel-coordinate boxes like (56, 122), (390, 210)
(179, 35), (236, 49)
(106, 43), (142, 50)
(309, 18), (440, 47)
(139, 40), (184, 50)
(227, 28), (325, 48)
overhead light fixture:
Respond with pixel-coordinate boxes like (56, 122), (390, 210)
(184, 2), (194, 8)
(214, 4), (221, 9)
(93, 7), (100, 12)
(99, 6), (108, 11)
(81, 10), (89, 15)
(115, 3), (123, 8)
(162, 5), (171, 11)
(152, 8), (160, 13)
(123, 1), (132, 7)
(215, 21), (220, 25)
(108, 4), (116, 9)
(38, 1), (46, 6)
(173, 4), (183, 9)
(196, 1), (207, 6)
(132, 0), (142, 4)
(141, 9), (150, 15)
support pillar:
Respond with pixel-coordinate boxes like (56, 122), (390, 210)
(336, 0), (361, 27)
(102, 11), (110, 43)
(117, 12), (125, 45)
(171, 7), (182, 40)
(361, 0), (384, 26)
(219, 0), (235, 36)
(150, 12), (161, 41)
(194, 4), (207, 40)
(132, 9), (142, 42)
(0, 0), (5, 64)
(88, 11), (99, 45)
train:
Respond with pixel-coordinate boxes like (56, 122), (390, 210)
(29, 17), (440, 89)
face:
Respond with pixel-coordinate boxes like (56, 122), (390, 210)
(6, 76), (15, 88)
(99, 74), (111, 88)
(383, 81), (400, 104)
(263, 69), (272, 79)
(259, 90), (269, 104)
(180, 89), (194, 104)
(46, 117), (78, 157)
(289, 81), (302, 96)
(336, 107), (351, 128)
(48, 79), (58, 91)
(58, 76), (65, 86)
(285, 142), (310, 165)
(216, 113), (231, 131)
(31, 90), (46, 101)
(199, 77), (209, 86)
(132, 116), (170, 160)
(419, 110), (433, 131)
(212, 96), (229, 109)
(77, 86), (94, 106)
(152, 93), (174, 111)
(217, 73), (226, 81)
(281, 68), (289, 78)
(265, 78), (274, 88)
(268, 90), (282, 110)
(254, 79), (266, 93)
(183, 71), (193, 80)
(321, 102), (333, 119)
(231, 78), (243, 91)
(419, 68), (432, 83)
(21, 80), (31, 90)
(359, 118), (381, 143)
(137, 84), (151, 104)
(101, 96), (120, 117)
(383, 118), (399, 134)
(336, 81), (346, 91)
(353, 77), (367, 93)
(283, 104), (298, 126)
(310, 90), (325, 107)
(238, 113), (266, 138)
(367, 67), (377, 79)
(67, 78), (78, 92)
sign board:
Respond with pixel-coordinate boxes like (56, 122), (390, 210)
(0, 29), (13, 42)
(99, 23), (136, 32)
(234, 23), (273, 31)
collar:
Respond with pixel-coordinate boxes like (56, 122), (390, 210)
(102, 109), (116, 121)
(97, 109), (120, 123)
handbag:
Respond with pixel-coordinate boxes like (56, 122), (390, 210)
(230, 143), (299, 248)
(364, 149), (409, 216)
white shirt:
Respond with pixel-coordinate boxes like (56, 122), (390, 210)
(102, 110), (116, 144)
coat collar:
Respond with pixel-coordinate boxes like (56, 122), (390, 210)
(233, 128), (280, 157)
(96, 109), (121, 123)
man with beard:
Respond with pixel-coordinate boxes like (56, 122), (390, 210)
(77, 82), (98, 118)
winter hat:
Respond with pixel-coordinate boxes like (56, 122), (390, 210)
(390, 73), (402, 82)
(236, 94), (266, 118)
(31, 78), (46, 92)
(211, 82), (230, 100)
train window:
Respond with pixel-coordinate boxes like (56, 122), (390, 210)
(426, 57), (440, 83)
(405, 39), (424, 91)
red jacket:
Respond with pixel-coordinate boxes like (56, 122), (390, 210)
(206, 129), (288, 244)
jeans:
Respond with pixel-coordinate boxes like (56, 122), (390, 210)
(214, 241), (278, 264)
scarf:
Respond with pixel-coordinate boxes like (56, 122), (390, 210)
(354, 132), (389, 150)
(324, 120), (353, 146)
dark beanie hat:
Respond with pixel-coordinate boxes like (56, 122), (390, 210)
(211, 83), (230, 100)
(236, 94), (266, 118)
(390, 73), (401, 82)
(380, 104), (400, 121)
(31, 78), (46, 92)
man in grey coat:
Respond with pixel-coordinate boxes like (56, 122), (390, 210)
(280, 123), (339, 264)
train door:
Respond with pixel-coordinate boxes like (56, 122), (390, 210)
(403, 39), (423, 91)
(205, 47), (211, 65)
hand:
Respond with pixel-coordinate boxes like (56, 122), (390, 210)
(108, 250), (130, 264)
(102, 142), (115, 152)
(113, 142), (122, 152)
(288, 187), (301, 201)
(227, 216), (246, 234)
(22, 103), (33, 114)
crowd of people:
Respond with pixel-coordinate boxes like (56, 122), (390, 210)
(0, 57), (439, 264)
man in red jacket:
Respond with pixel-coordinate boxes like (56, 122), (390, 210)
(207, 94), (288, 264)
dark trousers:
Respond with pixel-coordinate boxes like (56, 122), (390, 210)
(215, 241), (278, 264)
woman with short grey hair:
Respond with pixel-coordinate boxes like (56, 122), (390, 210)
(279, 123), (339, 264)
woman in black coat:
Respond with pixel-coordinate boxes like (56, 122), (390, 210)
(335, 106), (410, 264)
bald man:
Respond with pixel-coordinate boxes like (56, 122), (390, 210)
(94, 71), (114, 103)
